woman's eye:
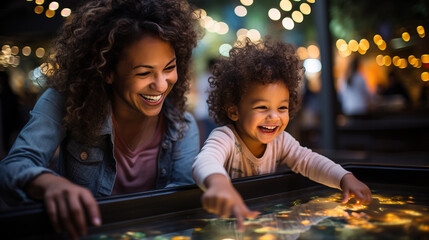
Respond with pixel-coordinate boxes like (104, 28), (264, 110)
(165, 65), (176, 71)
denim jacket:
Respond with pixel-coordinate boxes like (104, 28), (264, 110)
(0, 88), (200, 205)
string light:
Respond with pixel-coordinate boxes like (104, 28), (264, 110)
(268, 8), (281, 21)
(27, 0), (72, 18)
(193, 9), (229, 36)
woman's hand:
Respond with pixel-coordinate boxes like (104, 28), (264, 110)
(202, 174), (260, 231)
(25, 173), (101, 240)
(340, 173), (372, 204)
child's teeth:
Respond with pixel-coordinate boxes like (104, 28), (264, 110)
(263, 126), (275, 129)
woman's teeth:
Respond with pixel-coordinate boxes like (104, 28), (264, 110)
(141, 94), (162, 102)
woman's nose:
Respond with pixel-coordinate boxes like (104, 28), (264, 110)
(150, 73), (168, 92)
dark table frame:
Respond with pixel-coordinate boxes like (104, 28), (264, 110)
(1, 163), (428, 239)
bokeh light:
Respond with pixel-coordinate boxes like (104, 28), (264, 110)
(359, 39), (370, 51)
(234, 6), (247, 17)
(282, 17), (294, 30)
(268, 8), (281, 21)
(422, 72), (429, 81)
(291, 11), (304, 23)
(35, 48), (45, 58)
(383, 55), (392, 66)
(34, 5), (44, 14)
(417, 25), (425, 38)
(11, 46), (19, 55)
(240, 0), (253, 6)
(303, 58), (321, 73)
(61, 8), (71, 17)
(49, 1), (59, 11)
(297, 47), (308, 60)
(307, 45), (320, 59)
(300, 3), (311, 15)
(402, 32), (410, 42)
(280, 0), (292, 11)
(247, 29), (261, 42)
(348, 40), (359, 52)
(45, 9), (55, 18)
(219, 43), (232, 57)
(22, 46), (31, 56)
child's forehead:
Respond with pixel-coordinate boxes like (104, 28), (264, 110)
(243, 80), (290, 97)
(245, 79), (288, 89)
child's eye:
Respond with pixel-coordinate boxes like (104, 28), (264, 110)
(136, 72), (150, 76)
(255, 106), (267, 109)
(279, 106), (288, 110)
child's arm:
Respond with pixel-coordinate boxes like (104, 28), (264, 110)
(203, 173), (260, 231)
(340, 173), (372, 204)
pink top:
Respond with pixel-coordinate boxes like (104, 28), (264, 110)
(192, 125), (349, 190)
(111, 116), (165, 195)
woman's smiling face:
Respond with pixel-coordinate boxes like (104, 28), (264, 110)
(108, 34), (177, 117)
(228, 81), (290, 155)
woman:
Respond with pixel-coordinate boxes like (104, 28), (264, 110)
(0, 0), (201, 238)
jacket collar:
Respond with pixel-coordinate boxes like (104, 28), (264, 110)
(99, 99), (182, 141)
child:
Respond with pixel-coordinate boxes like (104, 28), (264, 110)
(192, 38), (372, 230)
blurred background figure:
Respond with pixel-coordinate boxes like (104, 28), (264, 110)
(377, 70), (411, 110)
(193, 58), (217, 146)
(419, 84), (429, 108)
(0, 71), (21, 158)
(337, 56), (375, 116)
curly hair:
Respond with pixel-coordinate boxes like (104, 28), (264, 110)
(44, 0), (201, 144)
(208, 38), (304, 126)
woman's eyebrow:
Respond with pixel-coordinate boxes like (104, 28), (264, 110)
(164, 57), (176, 67)
(132, 57), (176, 70)
(133, 64), (152, 69)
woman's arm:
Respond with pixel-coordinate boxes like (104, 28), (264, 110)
(0, 88), (102, 239)
(0, 88), (66, 203)
(25, 173), (101, 239)
(167, 112), (201, 187)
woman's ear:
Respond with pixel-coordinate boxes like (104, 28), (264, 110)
(227, 105), (239, 121)
(105, 72), (114, 84)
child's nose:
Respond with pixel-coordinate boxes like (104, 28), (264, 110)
(267, 111), (279, 120)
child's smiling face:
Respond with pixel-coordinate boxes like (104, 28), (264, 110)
(228, 81), (290, 156)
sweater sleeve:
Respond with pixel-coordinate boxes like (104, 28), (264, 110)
(279, 132), (350, 189)
(191, 126), (234, 191)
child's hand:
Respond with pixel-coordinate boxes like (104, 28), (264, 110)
(340, 173), (372, 204)
(203, 174), (260, 231)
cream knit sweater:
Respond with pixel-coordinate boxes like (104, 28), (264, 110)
(192, 125), (349, 190)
